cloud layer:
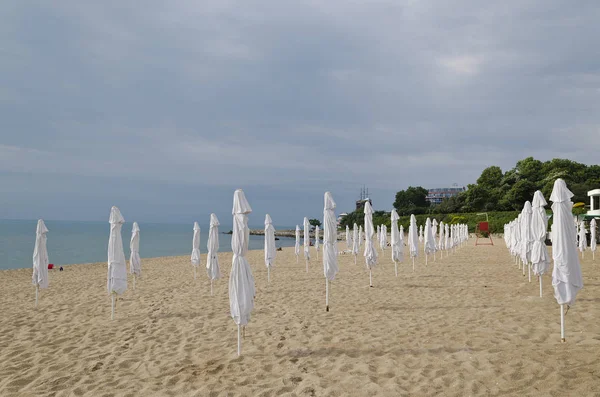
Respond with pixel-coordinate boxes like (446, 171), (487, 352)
(1, 1), (599, 224)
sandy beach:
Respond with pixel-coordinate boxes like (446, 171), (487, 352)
(1, 239), (599, 396)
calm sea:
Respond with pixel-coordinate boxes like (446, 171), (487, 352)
(0, 219), (296, 270)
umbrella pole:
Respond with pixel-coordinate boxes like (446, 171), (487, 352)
(237, 325), (241, 356)
(35, 285), (39, 308)
(394, 261), (398, 277)
(305, 259), (308, 273)
(522, 261), (525, 276)
(111, 292), (116, 320)
(434, 251), (436, 261)
(267, 267), (270, 284)
(325, 279), (329, 312)
(412, 257), (415, 272)
(539, 275), (543, 297)
(560, 304), (565, 342)
(528, 263), (531, 282)
(425, 254), (428, 267)
(369, 270), (373, 287)
(211, 279), (213, 296)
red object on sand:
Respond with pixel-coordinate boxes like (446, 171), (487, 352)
(48, 264), (54, 269)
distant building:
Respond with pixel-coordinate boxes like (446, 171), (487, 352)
(337, 212), (348, 227)
(355, 198), (372, 211)
(587, 188), (600, 217)
(425, 186), (466, 205)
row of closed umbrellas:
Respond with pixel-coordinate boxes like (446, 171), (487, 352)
(503, 178), (586, 342)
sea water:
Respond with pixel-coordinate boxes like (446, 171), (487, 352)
(0, 219), (297, 270)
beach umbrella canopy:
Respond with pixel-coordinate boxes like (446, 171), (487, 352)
(381, 225), (388, 250)
(265, 214), (276, 270)
(391, 211), (402, 271)
(346, 225), (351, 249)
(191, 222), (201, 273)
(359, 225), (363, 248)
(438, 221), (445, 251)
(304, 217), (311, 260)
(107, 206), (127, 296)
(32, 219), (49, 291)
(531, 191), (550, 276)
(229, 189), (255, 354)
(207, 214), (221, 281)
(352, 223), (359, 257)
(130, 222), (141, 277)
(295, 225), (301, 258)
(323, 192), (338, 311)
(409, 215), (419, 258)
(424, 218), (436, 255)
(520, 201), (534, 264)
(591, 218), (597, 254)
(363, 201), (378, 269)
(432, 219), (438, 248)
(444, 223), (449, 250)
(399, 225), (405, 254)
(578, 221), (587, 253)
(550, 179), (583, 306)
(419, 224), (423, 243)
(315, 225), (320, 251)
(376, 225), (381, 248)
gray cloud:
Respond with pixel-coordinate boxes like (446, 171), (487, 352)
(1, 0), (599, 224)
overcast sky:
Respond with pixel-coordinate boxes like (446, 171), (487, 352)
(1, 1), (599, 226)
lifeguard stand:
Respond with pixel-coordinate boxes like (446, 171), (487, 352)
(475, 213), (493, 245)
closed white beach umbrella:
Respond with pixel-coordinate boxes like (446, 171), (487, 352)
(191, 222), (201, 280)
(590, 218), (597, 260)
(295, 225), (301, 265)
(424, 218), (435, 266)
(229, 189), (255, 356)
(264, 214), (276, 284)
(207, 214), (221, 295)
(438, 221), (445, 252)
(380, 225), (387, 253)
(359, 225), (363, 249)
(550, 179), (583, 342)
(346, 225), (351, 250)
(304, 217), (311, 271)
(376, 225), (381, 250)
(520, 201), (534, 281)
(408, 215), (419, 271)
(352, 223), (359, 264)
(391, 210), (402, 276)
(32, 219), (49, 307)
(129, 222), (141, 290)
(578, 221), (587, 258)
(364, 201), (378, 287)
(531, 191), (550, 297)
(108, 206), (127, 320)
(432, 219), (438, 260)
(315, 225), (320, 260)
(419, 224), (423, 243)
(323, 192), (338, 311)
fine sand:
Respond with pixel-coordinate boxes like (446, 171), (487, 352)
(1, 239), (599, 396)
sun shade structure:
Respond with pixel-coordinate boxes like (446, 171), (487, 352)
(419, 225), (423, 243)
(191, 222), (201, 280)
(424, 218), (436, 266)
(295, 225), (301, 265)
(432, 219), (438, 260)
(323, 192), (338, 312)
(438, 221), (445, 252)
(207, 214), (221, 295)
(107, 206), (127, 320)
(591, 218), (597, 260)
(229, 189), (255, 356)
(129, 222), (141, 290)
(391, 210), (402, 276)
(578, 221), (587, 258)
(531, 191), (550, 297)
(32, 219), (49, 307)
(352, 223), (359, 264)
(408, 215), (419, 271)
(359, 226), (363, 249)
(264, 214), (276, 284)
(346, 225), (351, 250)
(304, 217), (311, 271)
(314, 225), (320, 259)
(363, 201), (378, 287)
(520, 201), (534, 281)
(550, 179), (583, 342)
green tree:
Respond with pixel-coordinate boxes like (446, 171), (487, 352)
(308, 219), (321, 228)
(393, 186), (429, 215)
